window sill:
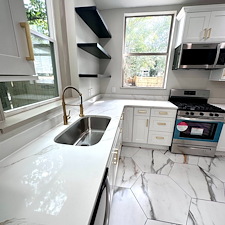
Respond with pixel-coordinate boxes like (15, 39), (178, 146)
(0, 100), (63, 134)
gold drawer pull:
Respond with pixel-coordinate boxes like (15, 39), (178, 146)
(156, 136), (164, 140)
(113, 149), (119, 164)
(207, 28), (212, 39)
(138, 110), (147, 114)
(20, 22), (34, 61)
(159, 111), (168, 115)
(157, 122), (166, 126)
(146, 119), (149, 127)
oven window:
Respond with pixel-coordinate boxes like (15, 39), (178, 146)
(179, 121), (217, 140)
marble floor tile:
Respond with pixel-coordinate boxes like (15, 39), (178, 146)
(198, 156), (225, 182)
(169, 163), (225, 202)
(109, 187), (147, 225)
(164, 151), (199, 165)
(187, 199), (225, 225)
(145, 220), (179, 225)
(120, 146), (140, 157)
(131, 173), (191, 224)
(115, 157), (142, 188)
(132, 149), (174, 175)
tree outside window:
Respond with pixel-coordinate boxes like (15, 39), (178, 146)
(123, 14), (174, 88)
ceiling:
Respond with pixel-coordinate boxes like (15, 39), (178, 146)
(95, 0), (225, 10)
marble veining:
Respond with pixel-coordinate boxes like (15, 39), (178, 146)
(132, 149), (174, 175)
(109, 187), (147, 225)
(131, 173), (191, 224)
(0, 218), (44, 225)
(115, 157), (142, 188)
(164, 150), (199, 165)
(169, 163), (225, 202)
(0, 145), (55, 169)
(110, 146), (225, 225)
(187, 199), (225, 225)
(145, 220), (179, 225)
(198, 156), (225, 182)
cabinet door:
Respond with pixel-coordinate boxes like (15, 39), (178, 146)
(207, 11), (225, 42)
(183, 12), (211, 42)
(132, 115), (149, 143)
(0, 0), (35, 76)
(122, 107), (134, 142)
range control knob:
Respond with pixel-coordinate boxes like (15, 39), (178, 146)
(215, 113), (219, 117)
(209, 113), (214, 116)
(190, 112), (194, 116)
(185, 112), (189, 115)
(199, 112), (204, 116)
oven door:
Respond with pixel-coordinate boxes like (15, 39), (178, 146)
(172, 116), (224, 157)
(173, 117), (223, 142)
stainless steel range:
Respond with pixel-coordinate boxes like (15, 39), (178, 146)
(169, 89), (225, 157)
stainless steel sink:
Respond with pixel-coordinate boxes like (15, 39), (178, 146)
(54, 116), (111, 146)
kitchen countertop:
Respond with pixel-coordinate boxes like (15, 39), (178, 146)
(0, 98), (177, 225)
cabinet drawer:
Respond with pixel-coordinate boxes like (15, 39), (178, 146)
(148, 131), (173, 146)
(149, 117), (175, 132)
(134, 107), (150, 116)
(151, 108), (177, 118)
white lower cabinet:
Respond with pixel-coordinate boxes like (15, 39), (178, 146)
(132, 115), (149, 143)
(148, 131), (173, 146)
(108, 120), (122, 200)
(122, 106), (176, 148)
(122, 107), (134, 142)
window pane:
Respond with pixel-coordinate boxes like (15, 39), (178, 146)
(0, 35), (58, 111)
(23, 0), (49, 36)
(125, 15), (172, 54)
(123, 55), (167, 88)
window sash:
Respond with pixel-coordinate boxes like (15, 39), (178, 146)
(122, 12), (175, 89)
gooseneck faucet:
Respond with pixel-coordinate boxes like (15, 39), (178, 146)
(62, 86), (84, 125)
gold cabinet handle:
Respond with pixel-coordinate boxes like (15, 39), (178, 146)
(20, 22), (34, 61)
(146, 119), (149, 127)
(138, 110), (147, 114)
(157, 122), (166, 126)
(120, 112), (124, 120)
(113, 149), (119, 164)
(156, 136), (164, 140)
(159, 111), (168, 115)
(207, 28), (212, 39)
(203, 28), (208, 39)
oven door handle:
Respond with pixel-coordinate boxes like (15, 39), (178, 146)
(177, 116), (224, 123)
(177, 145), (212, 151)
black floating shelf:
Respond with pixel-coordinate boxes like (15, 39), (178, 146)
(77, 43), (111, 59)
(75, 6), (111, 38)
(79, 74), (111, 78)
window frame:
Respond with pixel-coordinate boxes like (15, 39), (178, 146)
(122, 11), (176, 90)
(1, 0), (61, 117)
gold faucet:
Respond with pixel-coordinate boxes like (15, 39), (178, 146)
(62, 86), (84, 125)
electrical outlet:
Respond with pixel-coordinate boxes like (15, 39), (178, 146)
(88, 88), (92, 97)
(112, 87), (116, 93)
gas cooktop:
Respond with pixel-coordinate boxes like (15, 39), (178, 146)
(170, 101), (225, 113)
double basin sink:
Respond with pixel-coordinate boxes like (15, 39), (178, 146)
(54, 116), (111, 146)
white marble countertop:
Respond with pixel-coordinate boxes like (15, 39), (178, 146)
(0, 98), (177, 225)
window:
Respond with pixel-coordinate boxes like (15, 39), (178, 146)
(123, 13), (174, 88)
(0, 0), (58, 112)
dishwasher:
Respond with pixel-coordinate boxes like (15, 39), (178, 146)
(89, 168), (111, 225)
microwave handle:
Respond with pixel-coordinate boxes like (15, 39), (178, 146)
(213, 43), (222, 67)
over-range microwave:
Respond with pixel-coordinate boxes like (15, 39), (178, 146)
(172, 43), (225, 70)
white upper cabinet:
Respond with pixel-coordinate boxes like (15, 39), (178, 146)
(176, 4), (225, 46)
(0, 0), (35, 80)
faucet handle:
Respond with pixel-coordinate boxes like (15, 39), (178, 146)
(67, 110), (71, 120)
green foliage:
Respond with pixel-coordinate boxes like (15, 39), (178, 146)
(124, 15), (172, 87)
(24, 0), (49, 36)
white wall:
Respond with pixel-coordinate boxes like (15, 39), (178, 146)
(99, 5), (225, 101)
